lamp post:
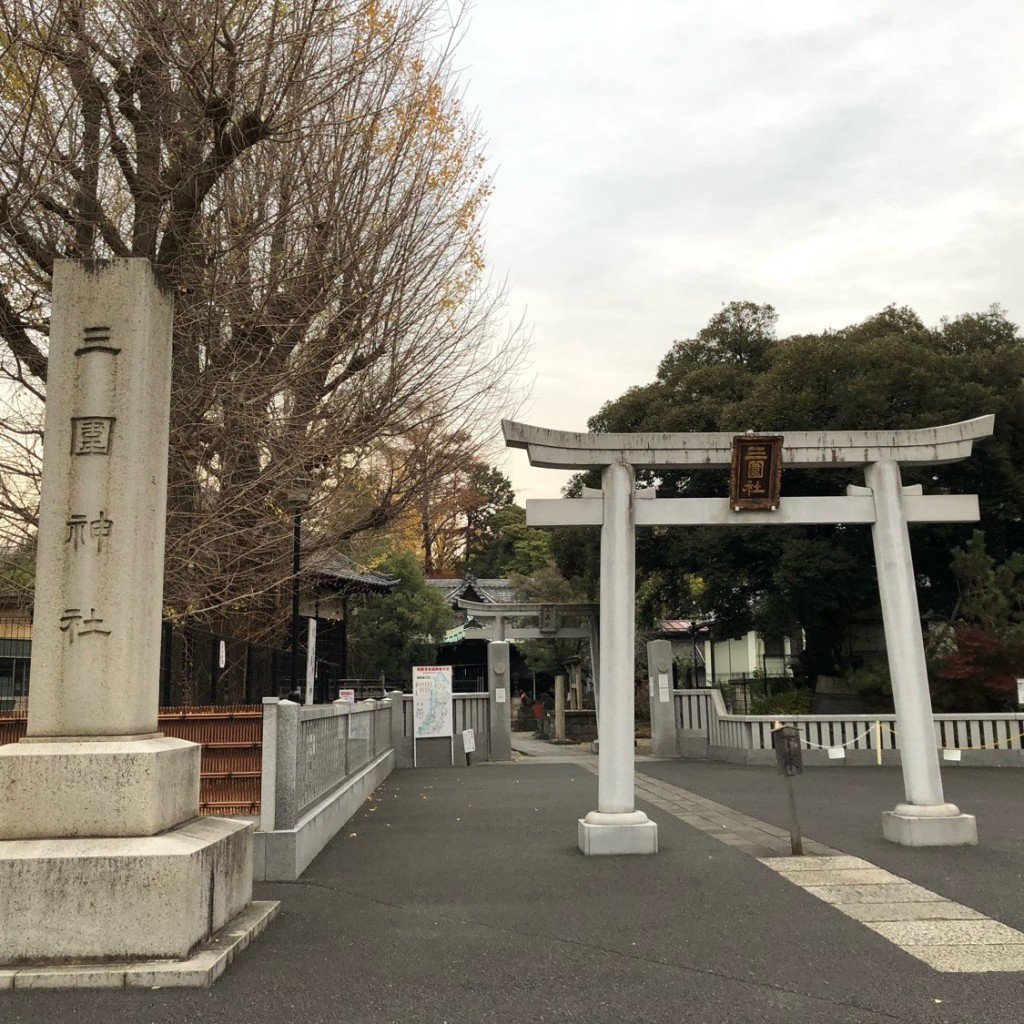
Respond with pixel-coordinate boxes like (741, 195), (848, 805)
(286, 477), (311, 698)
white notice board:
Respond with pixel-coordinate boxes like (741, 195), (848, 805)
(412, 666), (454, 767)
(413, 666), (453, 734)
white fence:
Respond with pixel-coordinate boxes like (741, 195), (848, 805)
(654, 687), (1024, 766)
(395, 691), (511, 766)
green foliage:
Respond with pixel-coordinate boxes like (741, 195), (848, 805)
(466, 503), (552, 577)
(507, 562), (589, 676)
(462, 465), (516, 570)
(949, 530), (1024, 632)
(844, 661), (893, 713)
(748, 690), (813, 716)
(569, 300), (1024, 684)
(347, 549), (453, 682)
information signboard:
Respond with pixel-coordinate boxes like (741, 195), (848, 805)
(412, 666), (454, 767)
(413, 666), (453, 739)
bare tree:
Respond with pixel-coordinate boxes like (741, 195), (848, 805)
(0, 0), (525, 639)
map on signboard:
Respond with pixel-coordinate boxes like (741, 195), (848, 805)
(413, 665), (454, 738)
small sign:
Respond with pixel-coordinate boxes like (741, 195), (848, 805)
(218, 640), (226, 669)
(827, 746), (846, 760)
(337, 689), (355, 704)
(462, 728), (476, 754)
(730, 434), (783, 511)
(658, 671), (671, 704)
(1017, 677), (1024, 706)
(494, 687), (506, 704)
(943, 748), (962, 762)
(772, 724), (803, 776)
(538, 604), (558, 635)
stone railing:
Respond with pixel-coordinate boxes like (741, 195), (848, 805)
(256, 696), (401, 880)
(651, 686), (1024, 766)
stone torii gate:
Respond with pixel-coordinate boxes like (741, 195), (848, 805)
(458, 597), (600, 722)
(504, 416), (994, 855)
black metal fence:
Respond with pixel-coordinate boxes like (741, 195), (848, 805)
(0, 615), (357, 708)
(0, 618), (31, 712)
(158, 620), (361, 706)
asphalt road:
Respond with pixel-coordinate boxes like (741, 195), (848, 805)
(5, 760), (1024, 1024)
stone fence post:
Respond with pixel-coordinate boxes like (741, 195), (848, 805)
(648, 640), (678, 757)
(259, 697), (279, 832)
(273, 699), (300, 830)
(554, 674), (566, 741)
(488, 642), (512, 761)
(388, 690), (411, 767)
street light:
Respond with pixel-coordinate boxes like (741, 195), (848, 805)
(285, 476), (312, 699)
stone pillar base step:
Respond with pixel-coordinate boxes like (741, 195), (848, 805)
(882, 810), (978, 847)
(578, 817), (658, 855)
(0, 901), (279, 990)
(0, 816), (254, 963)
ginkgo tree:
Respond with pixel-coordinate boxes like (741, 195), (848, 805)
(0, 0), (525, 640)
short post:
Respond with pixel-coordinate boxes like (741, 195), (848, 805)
(487, 641), (512, 761)
(647, 639), (677, 757)
(772, 724), (804, 856)
(554, 674), (566, 741)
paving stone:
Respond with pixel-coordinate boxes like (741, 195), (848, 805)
(908, 944), (1024, 973)
(802, 882), (945, 904)
(771, 868), (899, 886)
(0, 971), (16, 990)
(839, 902), (986, 923)
(762, 855), (872, 872)
(868, 919), (1024, 946)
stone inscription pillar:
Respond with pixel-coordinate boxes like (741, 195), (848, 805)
(0, 261), (264, 974)
(28, 260), (173, 739)
(867, 460), (977, 845)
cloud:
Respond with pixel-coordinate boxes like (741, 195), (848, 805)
(459, 1), (1024, 498)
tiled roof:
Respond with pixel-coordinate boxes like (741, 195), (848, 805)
(303, 551), (399, 594)
(425, 572), (519, 607)
(660, 619), (712, 635)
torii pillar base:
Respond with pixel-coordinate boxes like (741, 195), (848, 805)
(882, 804), (978, 847)
(578, 811), (658, 856)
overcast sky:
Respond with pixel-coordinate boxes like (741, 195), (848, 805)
(453, 0), (1024, 501)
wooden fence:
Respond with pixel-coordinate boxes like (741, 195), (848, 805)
(0, 705), (262, 816)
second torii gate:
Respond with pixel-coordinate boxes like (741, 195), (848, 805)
(504, 416), (993, 855)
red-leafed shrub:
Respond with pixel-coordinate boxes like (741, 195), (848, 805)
(932, 625), (1024, 711)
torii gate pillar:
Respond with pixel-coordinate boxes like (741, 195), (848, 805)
(579, 462), (658, 854)
(868, 461), (976, 844)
